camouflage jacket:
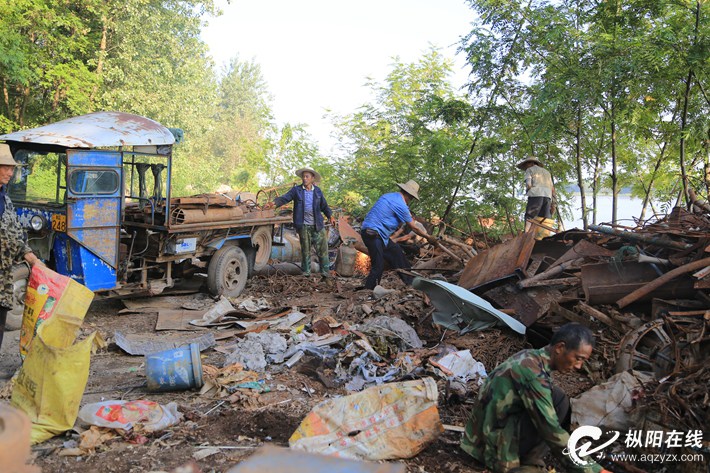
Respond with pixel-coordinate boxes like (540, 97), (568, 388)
(0, 190), (32, 309)
(461, 348), (602, 473)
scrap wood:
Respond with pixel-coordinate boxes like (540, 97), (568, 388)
(518, 258), (585, 289)
(549, 302), (592, 328)
(435, 242), (464, 263)
(575, 302), (630, 333)
(441, 235), (478, 257)
(590, 224), (694, 250)
(618, 256), (710, 308)
(520, 276), (580, 288)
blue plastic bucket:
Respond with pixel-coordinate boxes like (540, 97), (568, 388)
(145, 343), (204, 392)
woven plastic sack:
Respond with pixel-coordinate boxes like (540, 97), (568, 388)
(20, 265), (93, 357)
(11, 273), (100, 444)
(289, 378), (443, 460)
(78, 400), (181, 431)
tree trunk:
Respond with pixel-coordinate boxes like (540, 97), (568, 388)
(678, 69), (694, 209)
(574, 105), (587, 230)
(591, 128), (605, 225)
(610, 104), (618, 224)
(91, 13), (108, 101)
(639, 142), (668, 224)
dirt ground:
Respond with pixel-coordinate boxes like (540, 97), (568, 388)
(0, 272), (636, 473)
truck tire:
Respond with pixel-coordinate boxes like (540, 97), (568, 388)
(5, 265), (30, 331)
(207, 246), (248, 298)
(251, 226), (273, 271)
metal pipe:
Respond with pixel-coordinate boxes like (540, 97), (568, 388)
(589, 224), (693, 250)
(617, 256), (710, 308)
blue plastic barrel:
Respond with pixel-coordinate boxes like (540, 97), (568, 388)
(145, 343), (204, 392)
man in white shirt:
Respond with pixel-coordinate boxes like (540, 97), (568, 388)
(517, 157), (555, 233)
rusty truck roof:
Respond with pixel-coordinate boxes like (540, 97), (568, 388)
(0, 111), (175, 148)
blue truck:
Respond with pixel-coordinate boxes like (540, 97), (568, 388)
(1, 111), (291, 329)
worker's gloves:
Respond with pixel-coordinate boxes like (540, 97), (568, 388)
(426, 235), (438, 245)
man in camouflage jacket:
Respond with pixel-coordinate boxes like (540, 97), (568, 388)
(0, 143), (41, 350)
(461, 323), (611, 473)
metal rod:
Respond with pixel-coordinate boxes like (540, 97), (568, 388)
(589, 224), (693, 250)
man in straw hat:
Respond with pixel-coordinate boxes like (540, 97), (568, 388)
(360, 180), (437, 290)
(264, 167), (336, 283)
(517, 157), (555, 233)
(0, 144), (42, 352)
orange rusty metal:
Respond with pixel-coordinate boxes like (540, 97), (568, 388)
(457, 231), (535, 291)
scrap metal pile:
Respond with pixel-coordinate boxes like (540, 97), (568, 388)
(410, 206), (709, 471)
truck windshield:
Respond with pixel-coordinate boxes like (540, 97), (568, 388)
(69, 169), (120, 194)
(7, 150), (66, 204)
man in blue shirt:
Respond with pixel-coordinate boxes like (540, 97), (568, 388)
(360, 180), (436, 289)
(264, 167), (336, 282)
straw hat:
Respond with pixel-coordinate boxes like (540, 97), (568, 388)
(397, 179), (420, 200)
(0, 143), (21, 166)
(295, 167), (321, 184)
(516, 157), (543, 170)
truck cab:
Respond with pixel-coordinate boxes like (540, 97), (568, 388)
(2, 111), (290, 327)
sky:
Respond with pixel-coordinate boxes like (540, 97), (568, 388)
(201, 0), (476, 153)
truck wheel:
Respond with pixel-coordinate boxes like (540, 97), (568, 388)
(5, 265), (29, 331)
(207, 246), (248, 298)
(251, 226), (272, 271)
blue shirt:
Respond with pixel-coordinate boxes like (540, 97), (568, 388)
(0, 185), (6, 218)
(273, 184), (332, 231)
(303, 188), (314, 225)
(362, 192), (413, 243)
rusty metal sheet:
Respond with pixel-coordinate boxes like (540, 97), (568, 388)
(0, 111), (175, 148)
(458, 231), (535, 291)
(483, 284), (562, 327)
(582, 261), (697, 305)
(338, 216), (367, 254)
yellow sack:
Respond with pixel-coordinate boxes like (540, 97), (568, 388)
(11, 285), (101, 444)
(20, 265), (94, 357)
(533, 216), (555, 240)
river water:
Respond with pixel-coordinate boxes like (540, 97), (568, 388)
(560, 195), (662, 229)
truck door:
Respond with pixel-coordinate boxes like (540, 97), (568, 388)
(65, 149), (122, 289)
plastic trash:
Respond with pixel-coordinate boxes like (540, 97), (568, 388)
(145, 343), (204, 392)
(429, 347), (487, 386)
(190, 295), (233, 326)
(412, 277), (526, 334)
(571, 370), (654, 431)
(224, 332), (288, 371)
(289, 378), (443, 461)
(78, 400), (182, 432)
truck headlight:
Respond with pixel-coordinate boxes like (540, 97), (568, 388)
(30, 215), (46, 231)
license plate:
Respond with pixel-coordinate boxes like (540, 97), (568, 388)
(51, 214), (67, 232)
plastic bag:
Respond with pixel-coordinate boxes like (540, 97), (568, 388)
(11, 314), (102, 444)
(289, 378), (443, 460)
(77, 400), (181, 432)
(20, 265), (94, 357)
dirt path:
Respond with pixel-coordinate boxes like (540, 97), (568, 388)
(1, 274), (609, 472)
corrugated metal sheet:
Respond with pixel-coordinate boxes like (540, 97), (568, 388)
(0, 111), (175, 148)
